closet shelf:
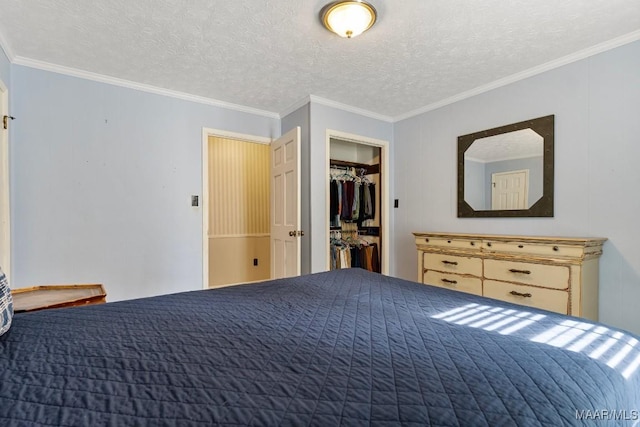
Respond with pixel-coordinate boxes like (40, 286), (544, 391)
(329, 226), (379, 236)
(358, 227), (380, 236)
(329, 159), (380, 175)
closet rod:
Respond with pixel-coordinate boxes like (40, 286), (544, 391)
(329, 159), (380, 174)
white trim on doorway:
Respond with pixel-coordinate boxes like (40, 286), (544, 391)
(325, 129), (390, 275)
(0, 79), (10, 280)
(201, 128), (272, 289)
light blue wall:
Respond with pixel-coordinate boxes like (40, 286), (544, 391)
(309, 102), (393, 273)
(10, 65), (278, 302)
(393, 40), (640, 334)
(464, 158), (485, 210)
(281, 104), (311, 275)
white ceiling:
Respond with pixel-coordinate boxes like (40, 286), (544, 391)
(465, 129), (543, 163)
(0, 1), (639, 120)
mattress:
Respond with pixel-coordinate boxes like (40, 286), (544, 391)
(1, 269), (638, 425)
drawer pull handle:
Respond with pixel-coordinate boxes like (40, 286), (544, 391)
(425, 238), (430, 243)
(441, 279), (457, 285)
(518, 245), (524, 248)
(442, 260), (458, 266)
(553, 246), (559, 251)
(487, 242), (492, 247)
(509, 268), (531, 275)
(509, 290), (532, 298)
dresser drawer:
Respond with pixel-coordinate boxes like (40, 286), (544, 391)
(484, 280), (569, 315)
(424, 253), (482, 276)
(415, 236), (481, 251)
(483, 240), (584, 258)
(423, 271), (482, 296)
(484, 259), (569, 290)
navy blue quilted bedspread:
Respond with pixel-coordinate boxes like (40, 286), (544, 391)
(1, 269), (639, 426)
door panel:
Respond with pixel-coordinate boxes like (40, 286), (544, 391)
(274, 174), (283, 225)
(271, 127), (301, 279)
(285, 170), (295, 224)
(492, 169), (528, 210)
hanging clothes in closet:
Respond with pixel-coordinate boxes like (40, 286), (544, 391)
(329, 229), (380, 273)
(329, 168), (376, 228)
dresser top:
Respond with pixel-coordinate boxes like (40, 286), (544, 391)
(413, 231), (607, 247)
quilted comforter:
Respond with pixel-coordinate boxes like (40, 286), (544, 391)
(1, 269), (638, 426)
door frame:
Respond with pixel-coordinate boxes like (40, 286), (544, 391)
(201, 128), (271, 290)
(0, 79), (9, 280)
(325, 129), (390, 274)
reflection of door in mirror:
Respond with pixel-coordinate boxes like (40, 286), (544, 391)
(464, 128), (543, 211)
(491, 169), (528, 209)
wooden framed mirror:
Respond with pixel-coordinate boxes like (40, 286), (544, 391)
(457, 115), (554, 218)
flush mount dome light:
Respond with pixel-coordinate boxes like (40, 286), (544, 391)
(321, 1), (377, 39)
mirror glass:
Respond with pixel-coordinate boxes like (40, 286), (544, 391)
(457, 115), (554, 218)
(464, 128), (543, 210)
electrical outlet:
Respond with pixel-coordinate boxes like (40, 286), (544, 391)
(394, 199), (399, 208)
(253, 258), (258, 266)
(191, 195), (199, 207)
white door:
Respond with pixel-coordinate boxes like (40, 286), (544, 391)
(0, 81), (9, 279)
(492, 169), (529, 210)
(270, 127), (301, 279)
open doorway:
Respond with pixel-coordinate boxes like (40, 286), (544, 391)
(325, 130), (389, 274)
(202, 129), (271, 289)
(201, 127), (302, 289)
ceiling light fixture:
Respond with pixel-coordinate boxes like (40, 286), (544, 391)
(320, 1), (377, 39)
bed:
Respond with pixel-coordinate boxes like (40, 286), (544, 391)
(1, 268), (638, 425)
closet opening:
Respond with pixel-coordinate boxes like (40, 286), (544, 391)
(326, 130), (389, 275)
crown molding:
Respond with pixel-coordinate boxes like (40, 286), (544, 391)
(279, 95), (395, 123)
(3, 28), (639, 124)
(279, 95), (394, 123)
(279, 96), (311, 119)
(0, 29), (15, 62)
(394, 29), (640, 122)
(12, 56), (280, 119)
(309, 95), (394, 123)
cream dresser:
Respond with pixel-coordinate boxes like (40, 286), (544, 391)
(413, 232), (606, 320)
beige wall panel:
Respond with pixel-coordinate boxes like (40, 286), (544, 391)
(209, 237), (270, 287)
(208, 136), (270, 236)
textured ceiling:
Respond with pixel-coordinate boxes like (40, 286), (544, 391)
(0, 0), (639, 119)
(465, 129), (542, 163)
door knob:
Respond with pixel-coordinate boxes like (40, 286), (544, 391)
(289, 231), (295, 237)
